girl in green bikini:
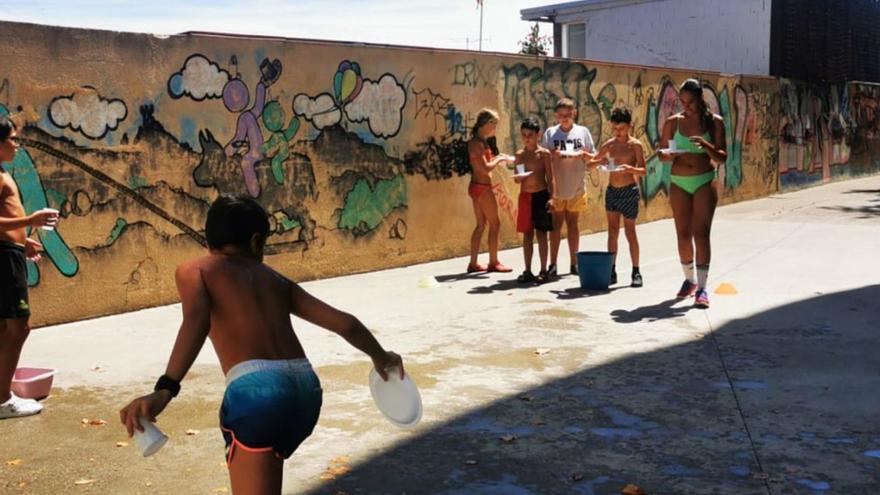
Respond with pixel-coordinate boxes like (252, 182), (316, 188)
(659, 79), (727, 309)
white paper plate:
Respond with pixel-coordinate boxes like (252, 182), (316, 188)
(512, 171), (534, 179)
(598, 165), (618, 172)
(558, 151), (581, 158)
(659, 148), (687, 155)
(369, 367), (422, 429)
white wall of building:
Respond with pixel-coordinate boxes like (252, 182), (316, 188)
(558, 0), (771, 75)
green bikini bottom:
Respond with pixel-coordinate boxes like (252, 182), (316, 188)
(670, 171), (716, 195)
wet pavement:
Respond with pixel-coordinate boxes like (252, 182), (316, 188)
(3, 176), (880, 494)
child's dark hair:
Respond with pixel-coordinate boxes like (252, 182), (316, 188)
(0, 116), (16, 141)
(521, 118), (541, 133)
(610, 107), (632, 124)
(680, 78), (715, 134)
(205, 195), (270, 250)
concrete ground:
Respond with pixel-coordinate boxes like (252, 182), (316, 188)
(2, 176), (879, 495)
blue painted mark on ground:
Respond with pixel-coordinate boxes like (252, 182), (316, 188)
(827, 437), (856, 444)
(444, 468), (466, 483)
(661, 464), (703, 477)
(451, 415), (535, 437)
(799, 431), (818, 441)
(589, 427), (641, 439)
(863, 450), (880, 459)
(729, 466), (750, 477)
(712, 380), (769, 390)
(571, 475), (613, 495)
(729, 431), (749, 442)
(601, 406), (659, 429)
(734, 451), (752, 460)
(760, 433), (782, 443)
(589, 405), (666, 439)
(796, 478), (831, 491)
(734, 380), (769, 390)
(440, 474), (534, 495)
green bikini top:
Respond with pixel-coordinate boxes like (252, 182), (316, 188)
(673, 118), (712, 154)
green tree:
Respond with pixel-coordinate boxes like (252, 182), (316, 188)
(518, 23), (552, 56)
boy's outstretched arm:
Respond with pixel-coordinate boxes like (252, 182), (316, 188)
(119, 262), (211, 436)
(0, 208), (56, 232)
(289, 281), (403, 380)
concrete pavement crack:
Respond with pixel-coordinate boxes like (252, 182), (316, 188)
(704, 313), (773, 495)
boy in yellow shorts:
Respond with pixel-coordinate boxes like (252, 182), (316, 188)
(541, 98), (595, 278)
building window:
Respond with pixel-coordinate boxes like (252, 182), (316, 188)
(564, 23), (586, 59)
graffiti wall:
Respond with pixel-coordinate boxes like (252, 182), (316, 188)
(777, 80), (880, 191)
(0, 21), (875, 326)
(499, 62), (780, 225)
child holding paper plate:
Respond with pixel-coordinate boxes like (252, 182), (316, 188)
(119, 195), (403, 494)
(590, 108), (647, 287)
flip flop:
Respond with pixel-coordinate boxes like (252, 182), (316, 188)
(467, 263), (487, 273)
(487, 263), (513, 273)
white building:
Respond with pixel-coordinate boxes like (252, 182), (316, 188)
(521, 0), (772, 75)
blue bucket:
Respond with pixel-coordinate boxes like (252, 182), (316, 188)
(576, 251), (614, 290)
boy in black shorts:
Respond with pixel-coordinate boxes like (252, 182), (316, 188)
(0, 116), (56, 419)
(591, 108), (646, 287)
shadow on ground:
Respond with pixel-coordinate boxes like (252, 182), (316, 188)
(822, 188), (880, 218)
(610, 298), (693, 323)
(306, 286), (880, 494)
(435, 273), (491, 283)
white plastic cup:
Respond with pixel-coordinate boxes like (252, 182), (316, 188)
(39, 208), (59, 231)
(668, 140), (678, 152)
(133, 417), (168, 457)
(606, 156), (616, 170)
(515, 164), (526, 175)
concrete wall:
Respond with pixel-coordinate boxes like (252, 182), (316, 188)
(0, 21), (875, 326)
(556, 0), (772, 75)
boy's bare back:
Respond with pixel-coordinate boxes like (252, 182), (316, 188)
(178, 254), (306, 374)
(515, 146), (551, 193)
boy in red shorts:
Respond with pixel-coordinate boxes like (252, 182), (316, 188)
(514, 118), (554, 284)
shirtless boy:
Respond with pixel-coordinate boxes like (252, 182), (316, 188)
(514, 118), (554, 284)
(120, 195), (403, 494)
(0, 116), (55, 419)
(591, 108), (647, 287)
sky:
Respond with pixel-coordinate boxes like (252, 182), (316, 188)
(2, 0), (555, 54)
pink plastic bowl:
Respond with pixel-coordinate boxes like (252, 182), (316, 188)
(11, 367), (57, 400)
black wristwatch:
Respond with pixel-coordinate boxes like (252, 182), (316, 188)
(154, 375), (181, 398)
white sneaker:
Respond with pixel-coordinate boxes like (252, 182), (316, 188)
(0, 393), (43, 419)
